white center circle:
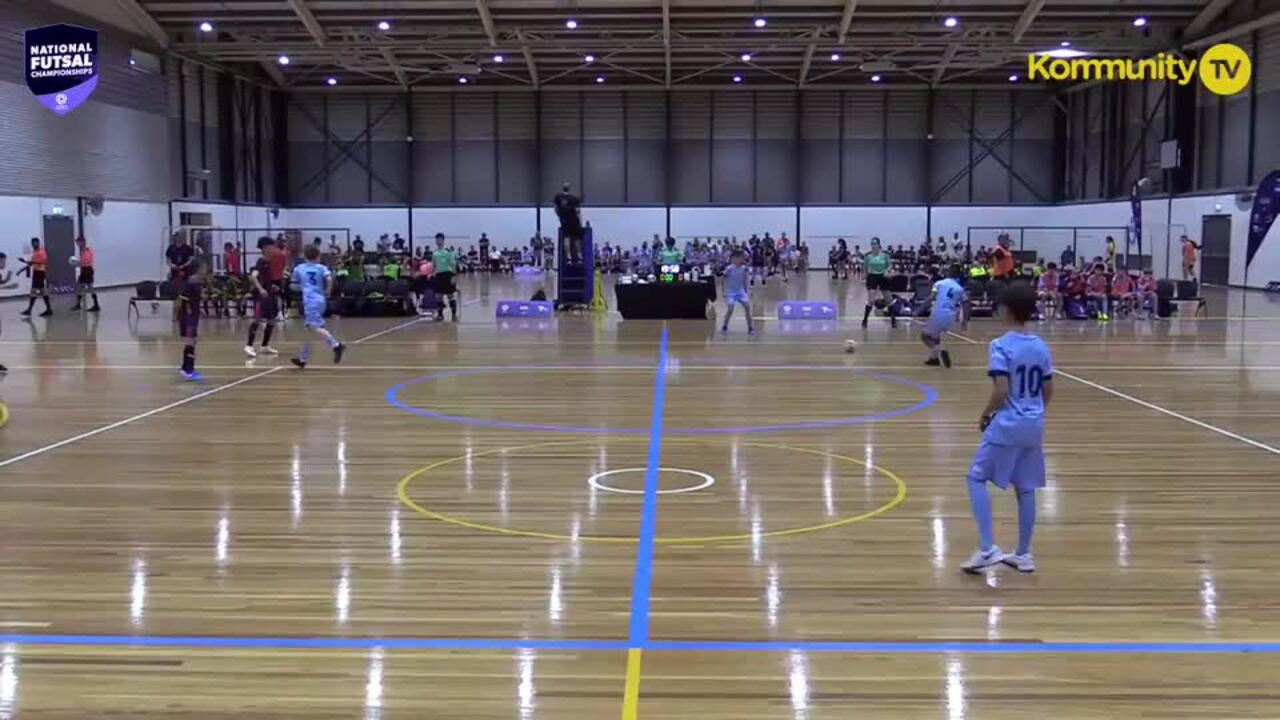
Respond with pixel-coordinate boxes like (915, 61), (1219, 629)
(587, 467), (715, 495)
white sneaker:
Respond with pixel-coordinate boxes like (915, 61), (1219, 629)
(260, 346), (279, 356)
(1001, 553), (1035, 573)
(961, 545), (1005, 574)
(243, 345), (257, 358)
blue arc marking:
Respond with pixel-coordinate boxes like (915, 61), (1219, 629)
(385, 365), (938, 434)
(0, 635), (1276, 654)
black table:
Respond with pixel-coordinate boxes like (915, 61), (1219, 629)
(615, 279), (715, 319)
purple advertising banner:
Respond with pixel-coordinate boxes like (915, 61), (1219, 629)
(24, 24), (99, 116)
(1247, 170), (1280, 269)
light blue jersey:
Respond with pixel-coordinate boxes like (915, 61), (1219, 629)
(292, 261), (332, 307)
(984, 331), (1053, 448)
(932, 278), (965, 316)
(724, 264), (749, 296)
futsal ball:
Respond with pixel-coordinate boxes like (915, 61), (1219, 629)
(68, 255), (79, 267)
(844, 339), (858, 354)
(0, 402), (9, 429)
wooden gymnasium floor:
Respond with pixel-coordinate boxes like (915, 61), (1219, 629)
(0, 273), (1279, 718)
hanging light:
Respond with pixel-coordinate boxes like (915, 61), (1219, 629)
(741, 52), (753, 62)
(277, 54), (290, 65)
(326, 76), (338, 86)
(584, 54), (596, 63)
(566, 18), (579, 29)
(1132, 16), (1148, 27)
(944, 16), (959, 28)
(595, 75), (605, 84)
(377, 20), (391, 31)
(459, 76), (469, 84)
(733, 75), (743, 83)
(754, 17), (767, 28)
(830, 52), (841, 61)
(199, 21), (214, 33)
(870, 74), (881, 82)
(493, 54), (504, 63)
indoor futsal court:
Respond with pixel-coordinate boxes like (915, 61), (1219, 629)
(2, 278), (1280, 718)
(5, 0), (1280, 717)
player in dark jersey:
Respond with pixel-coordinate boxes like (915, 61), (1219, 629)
(244, 237), (279, 358)
(178, 260), (207, 381)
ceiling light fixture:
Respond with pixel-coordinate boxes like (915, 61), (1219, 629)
(754, 17), (767, 28)
(327, 76), (338, 86)
(741, 52), (753, 62)
(733, 74), (743, 83)
(870, 74), (882, 82)
(377, 20), (391, 31)
(944, 16), (959, 27)
(277, 54), (290, 65)
(595, 75), (605, 83)
(493, 54), (504, 63)
(831, 52), (841, 61)
(1061, 40), (1072, 47)
(1132, 16), (1148, 27)
(459, 76), (469, 84)
(566, 18), (579, 29)
(199, 21), (214, 33)
(1009, 74), (1019, 82)
(1040, 47), (1089, 58)
(584, 54), (595, 63)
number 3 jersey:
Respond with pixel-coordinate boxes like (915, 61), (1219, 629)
(292, 261), (332, 308)
(985, 331), (1053, 448)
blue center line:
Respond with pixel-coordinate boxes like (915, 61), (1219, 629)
(628, 325), (670, 648)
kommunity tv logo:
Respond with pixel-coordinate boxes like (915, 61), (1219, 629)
(1027, 43), (1251, 95)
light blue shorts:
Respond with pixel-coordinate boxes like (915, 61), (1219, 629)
(726, 291), (749, 305)
(924, 310), (955, 339)
(303, 300), (327, 329)
(967, 440), (1046, 492)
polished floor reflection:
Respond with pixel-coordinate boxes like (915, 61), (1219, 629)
(0, 275), (1278, 717)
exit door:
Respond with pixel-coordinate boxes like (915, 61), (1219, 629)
(41, 214), (76, 294)
(1200, 214), (1231, 286)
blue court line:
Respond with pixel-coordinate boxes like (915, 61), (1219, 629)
(1, 634), (1278, 654)
(628, 326), (669, 647)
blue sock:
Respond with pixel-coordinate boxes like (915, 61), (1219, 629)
(300, 342), (311, 362)
(966, 478), (995, 551)
(1016, 489), (1037, 555)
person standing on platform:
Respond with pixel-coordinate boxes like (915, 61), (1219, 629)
(720, 249), (754, 335)
(1181, 235), (1199, 280)
(431, 233), (459, 322)
(554, 183), (584, 264)
(19, 238), (51, 318)
(70, 236), (99, 312)
(861, 238), (895, 328)
(962, 281), (1053, 574)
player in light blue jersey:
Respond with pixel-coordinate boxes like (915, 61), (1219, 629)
(922, 264), (967, 368)
(962, 281), (1054, 574)
(720, 249), (754, 335)
(289, 244), (345, 369)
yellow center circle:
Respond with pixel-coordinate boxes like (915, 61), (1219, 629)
(1199, 43), (1251, 96)
(396, 439), (907, 545)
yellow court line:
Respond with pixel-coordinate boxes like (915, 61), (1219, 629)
(622, 648), (643, 720)
(396, 438), (908, 545)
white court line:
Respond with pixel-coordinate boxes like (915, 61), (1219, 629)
(1053, 369), (1280, 456)
(13, 363), (1280, 372)
(0, 313), (437, 470)
(946, 329), (1280, 456)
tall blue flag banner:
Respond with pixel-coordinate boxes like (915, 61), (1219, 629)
(1129, 181), (1143, 261)
(25, 24), (99, 115)
(1247, 170), (1280, 268)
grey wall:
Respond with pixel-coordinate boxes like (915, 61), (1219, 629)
(1065, 25), (1280, 200)
(0, 0), (169, 201)
(284, 88), (1060, 207)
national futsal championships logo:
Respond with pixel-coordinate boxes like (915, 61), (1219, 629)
(24, 23), (99, 115)
(1027, 43), (1251, 95)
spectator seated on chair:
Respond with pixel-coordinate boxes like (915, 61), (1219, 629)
(1085, 263), (1110, 320)
(1111, 270), (1137, 318)
(1037, 262), (1062, 319)
(1136, 269), (1159, 319)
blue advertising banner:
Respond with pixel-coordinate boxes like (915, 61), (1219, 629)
(1129, 181), (1143, 260)
(1247, 170), (1280, 268)
(24, 24), (99, 115)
